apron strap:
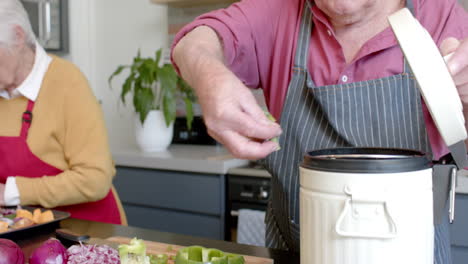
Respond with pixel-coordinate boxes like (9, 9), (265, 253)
(292, 1), (313, 69)
(403, 0), (415, 75)
(406, 0), (415, 15)
(20, 100), (35, 139)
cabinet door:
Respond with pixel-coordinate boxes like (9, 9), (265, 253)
(124, 204), (223, 239)
(450, 194), (468, 264)
(114, 166), (226, 239)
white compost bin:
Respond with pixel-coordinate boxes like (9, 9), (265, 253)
(299, 148), (434, 264)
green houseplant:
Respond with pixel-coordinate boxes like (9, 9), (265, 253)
(108, 48), (196, 130)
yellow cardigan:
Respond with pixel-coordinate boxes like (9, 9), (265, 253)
(0, 56), (126, 224)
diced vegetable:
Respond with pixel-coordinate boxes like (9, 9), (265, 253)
(39, 210), (54, 223)
(264, 110), (281, 149)
(0, 207), (16, 216)
(67, 243), (119, 264)
(33, 209), (41, 223)
(119, 238), (150, 264)
(0, 207), (55, 233)
(225, 253), (245, 264)
(12, 218), (35, 229)
(149, 253), (169, 264)
(175, 246), (244, 264)
(0, 221), (8, 233)
(16, 209), (33, 221)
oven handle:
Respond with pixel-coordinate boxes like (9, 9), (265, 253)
(44, 1), (52, 43)
(39, 1), (52, 45)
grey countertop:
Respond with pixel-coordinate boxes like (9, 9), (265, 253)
(112, 144), (468, 194)
(112, 144), (249, 174)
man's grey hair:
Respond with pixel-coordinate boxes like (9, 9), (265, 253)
(0, 0), (36, 47)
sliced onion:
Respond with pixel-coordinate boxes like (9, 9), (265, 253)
(67, 243), (119, 264)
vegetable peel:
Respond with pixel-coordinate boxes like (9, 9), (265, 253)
(264, 110), (281, 150)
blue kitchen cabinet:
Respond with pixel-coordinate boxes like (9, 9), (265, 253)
(114, 166), (226, 240)
(451, 194), (468, 264)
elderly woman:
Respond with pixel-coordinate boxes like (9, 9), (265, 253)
(172, 0), (468, 262)
(0, 0), (125, 225)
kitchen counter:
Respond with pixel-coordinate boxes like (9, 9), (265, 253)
(113, 144), (468, 194)
(13, 218), (298, 264)
(228, 166), (272, 178)
(113, 144), (249, 174)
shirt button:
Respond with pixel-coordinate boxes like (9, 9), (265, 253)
(341, 75), (348, 82)
(327, 30), (332, 36)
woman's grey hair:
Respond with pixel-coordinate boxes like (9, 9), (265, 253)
(0, 0), (36, 47)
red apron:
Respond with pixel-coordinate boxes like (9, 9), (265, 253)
(0, 100), (121, 224)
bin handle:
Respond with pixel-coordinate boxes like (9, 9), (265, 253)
(335, 186), (397, 239)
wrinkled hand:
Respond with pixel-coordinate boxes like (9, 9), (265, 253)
(0, 183), (5, 206)
(197, 71), (282, 160)
(440, 37), (468, 107)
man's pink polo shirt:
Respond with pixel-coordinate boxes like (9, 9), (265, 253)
(172, 0), (468, 159)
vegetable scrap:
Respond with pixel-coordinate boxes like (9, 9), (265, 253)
(175, 245), (245, 264)
(0, 207), (54, 232)
(264, 110), (281, 150)
(67, 243), (119, 264)
(119, 237), (164, 264)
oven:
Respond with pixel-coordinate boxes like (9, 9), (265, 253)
(225, 164), (271, 244)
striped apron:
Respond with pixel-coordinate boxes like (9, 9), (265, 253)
(263, 1), (452, 263)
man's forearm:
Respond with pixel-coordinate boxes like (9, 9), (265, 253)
(172, 26), (232, 91)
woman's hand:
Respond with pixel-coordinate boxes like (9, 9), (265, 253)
(440, 37), (468, 107)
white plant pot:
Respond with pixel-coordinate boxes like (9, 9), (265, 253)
(135, 110), (174, 152)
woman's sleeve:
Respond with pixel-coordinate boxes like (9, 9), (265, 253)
(16, 63), (116, 208)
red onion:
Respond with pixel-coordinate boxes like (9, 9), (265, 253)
(67, 243), (119, 264)
(0, 238), (25, 264)
(29, 238), (67, 264)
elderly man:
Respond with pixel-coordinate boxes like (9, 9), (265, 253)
(172, 0), (468, 262)
(0, 0), (125, 225)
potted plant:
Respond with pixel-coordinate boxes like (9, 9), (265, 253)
(109, 48), (196, 152)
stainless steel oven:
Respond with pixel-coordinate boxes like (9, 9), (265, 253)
(20, 0), (68, 52)
(225, 163), (271, 243)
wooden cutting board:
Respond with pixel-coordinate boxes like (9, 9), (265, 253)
(107, 236), (274, 264)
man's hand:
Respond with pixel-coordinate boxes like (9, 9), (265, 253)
(441, 37), (468, 106)
(441, 37), (468, 146)
(199, 70), (282, 160)
(173, 26), (282, 160)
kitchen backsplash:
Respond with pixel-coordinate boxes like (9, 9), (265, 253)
(168, 3), (232, 45)
(169, 1), (268, 113)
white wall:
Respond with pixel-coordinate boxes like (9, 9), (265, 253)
(65, 0), (168, 150)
